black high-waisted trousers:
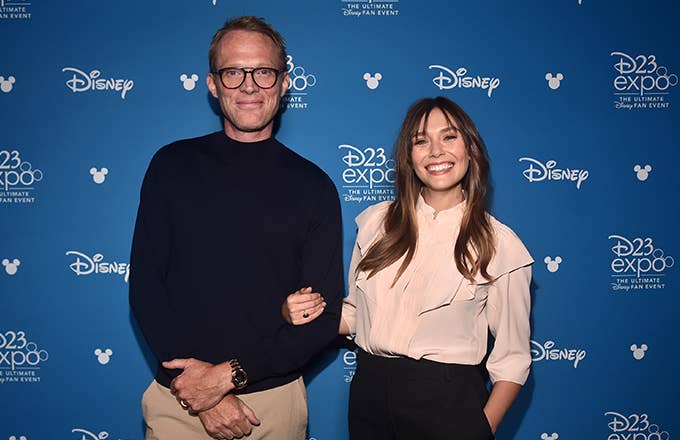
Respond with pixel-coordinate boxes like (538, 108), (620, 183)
(349, 349), (495, 440)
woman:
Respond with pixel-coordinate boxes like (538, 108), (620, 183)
(284, 97), (533, 439)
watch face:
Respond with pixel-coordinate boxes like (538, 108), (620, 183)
(233, 369), (248, 388)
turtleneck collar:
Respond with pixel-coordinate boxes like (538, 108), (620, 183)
(207, 130), (283, 159)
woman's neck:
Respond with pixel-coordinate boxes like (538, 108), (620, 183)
(421, 188), (464, 214)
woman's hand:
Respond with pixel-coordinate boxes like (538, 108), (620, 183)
(282, 287), (326, 325)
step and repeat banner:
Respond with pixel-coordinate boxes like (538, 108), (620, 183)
(1, 0), (679, 439)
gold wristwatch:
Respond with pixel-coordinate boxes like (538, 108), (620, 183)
(229, 359), (248, 390)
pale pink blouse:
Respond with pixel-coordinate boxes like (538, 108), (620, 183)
(341, 196), (534, 385)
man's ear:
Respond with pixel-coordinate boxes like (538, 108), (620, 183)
(280, 72), (290, 97)
(207, 72), (219, 98)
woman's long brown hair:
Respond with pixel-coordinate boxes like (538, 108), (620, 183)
(357, 96), (495, 284)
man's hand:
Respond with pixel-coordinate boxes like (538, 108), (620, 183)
(163, 358), (233, 412)
(198, 394), (261, 439)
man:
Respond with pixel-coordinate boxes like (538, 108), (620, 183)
(129, 16), (343, 440)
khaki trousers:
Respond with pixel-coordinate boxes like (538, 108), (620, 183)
(142, 377), (308, 440)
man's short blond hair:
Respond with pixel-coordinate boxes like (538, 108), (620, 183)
(208, 16), (288, 72)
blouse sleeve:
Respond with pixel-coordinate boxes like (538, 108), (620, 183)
(485, 264), (532, 385)
(340, 201), (391, 336)
(340, 241), (362, 335)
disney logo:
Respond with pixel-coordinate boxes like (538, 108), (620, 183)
(518, 157), (589, 189)
(428, 64), (500, 97)
(62, 67), (134, 99)
(65, 251), (130, 283)
(71, 429), (110, 440)
(530, 339), (586, 368)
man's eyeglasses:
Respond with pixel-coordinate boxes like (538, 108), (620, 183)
(211, 67), (284, 89)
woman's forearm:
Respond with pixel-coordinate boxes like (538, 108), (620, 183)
(483, 380), (522, 433)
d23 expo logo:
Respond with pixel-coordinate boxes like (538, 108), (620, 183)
(342, 349), (356, 383)
(340, 0), (400, 17)
(608, 235), (674, 292)
(0, 149), (43, 204)
(339, 144), (395, 205)
(611, 52), (677, 110)
(604, 412), (670, 440)
(0, 0), (32, 21)
(281, 55), (316, 110)
(0, 330), (48, 384)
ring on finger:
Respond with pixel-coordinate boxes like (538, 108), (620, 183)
(179, 399), (189, 409)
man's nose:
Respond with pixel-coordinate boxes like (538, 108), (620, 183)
(240, 72), (259, 92)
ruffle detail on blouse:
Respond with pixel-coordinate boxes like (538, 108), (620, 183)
(474, 218), (534, 284)
(353, 201), (391, 302)
(352, 203), (533, 316)
(418, 217), (533, 314)
(355, 201), (391, 254)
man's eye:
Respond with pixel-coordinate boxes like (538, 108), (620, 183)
(225, 70), (241, 77)
(256, 68), (274, 76)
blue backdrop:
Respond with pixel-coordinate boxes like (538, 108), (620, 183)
(1, 1), (679, 439)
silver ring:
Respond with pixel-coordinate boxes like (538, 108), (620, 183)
(179, 399), (189, 409)
(302, 311), (309, 318)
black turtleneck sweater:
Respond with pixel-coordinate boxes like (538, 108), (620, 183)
(129, 131), (344, 393)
